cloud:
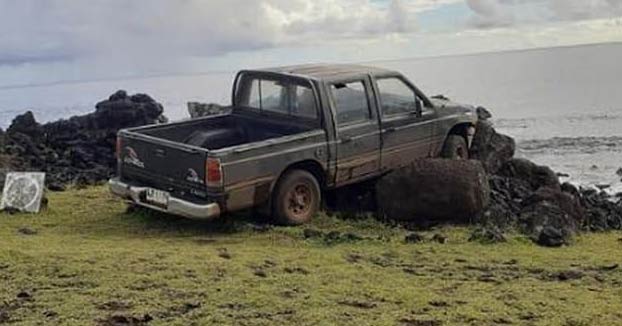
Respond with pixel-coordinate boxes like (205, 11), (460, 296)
(0, 0), (428, 67)
(466, 0), (515, 27)
(548, 0), (622, 20)
(464, 0), (622, 28)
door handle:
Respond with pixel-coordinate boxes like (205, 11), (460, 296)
(341, 136), (353, 143)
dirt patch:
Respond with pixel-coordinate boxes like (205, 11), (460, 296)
(97, 301), (134, 311)
(283, 267), (310, 275)
(97, 314), (153, 326)
(398, 318), (442, 326)
(302, 229), (366, 244)
(217, 248), (232, 259)
(337, 300), (377, 309)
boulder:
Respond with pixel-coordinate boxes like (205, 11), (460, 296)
(469, 120), (516, 174)
(188, 102), (227, 118)
(6, 111), (43, 139)
(376, 159), (490, 222)
(94, 90), (166, 129)
(498, 158), (560, 191)
(536, 226), (567, 247)
(518, 187), (584, 246)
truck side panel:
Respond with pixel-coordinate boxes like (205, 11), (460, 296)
(213, 129), (328, 212)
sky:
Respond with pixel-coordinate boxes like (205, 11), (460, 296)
(0, 0), (621, 88)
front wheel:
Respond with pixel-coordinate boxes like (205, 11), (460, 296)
(272, 170), (321, 225)
(441, 135), (469, 160)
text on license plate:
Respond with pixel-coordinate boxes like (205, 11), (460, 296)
(145, 188), (169, 207)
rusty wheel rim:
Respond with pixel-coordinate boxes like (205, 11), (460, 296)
(286, 183), (313, 219)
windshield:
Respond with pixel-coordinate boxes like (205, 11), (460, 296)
(235, 74), (318, 120)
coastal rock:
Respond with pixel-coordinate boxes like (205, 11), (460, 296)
(6, 111), (43, 139)
(476, 106), (493, 121)
(498, 158), (560, 191)
(469, 120), (516, 174)
(376, 159), (490, 222)
(0, 90), (167, 187)
(579, 188), (622, 231)
(519, 187), (584, 245)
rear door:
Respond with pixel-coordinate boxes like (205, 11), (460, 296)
(374, 76), (435, 170)
(329, 77), (381, 185)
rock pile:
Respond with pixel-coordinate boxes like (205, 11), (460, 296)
(375, 106), (622, 246)
(473, 110), (622, 246)
(0, 90), (167, 190)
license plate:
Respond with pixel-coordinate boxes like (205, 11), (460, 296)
(145, 188), (169, 207)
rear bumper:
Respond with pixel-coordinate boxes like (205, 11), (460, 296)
(108, 178), (221, 220)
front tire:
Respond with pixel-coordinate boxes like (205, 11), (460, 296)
(272, 170), (321, 225)
(441, 135), (469, 160)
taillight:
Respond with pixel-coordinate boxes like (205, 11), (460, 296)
(116, 136), (122, 161)
(205, 158), (223, 187)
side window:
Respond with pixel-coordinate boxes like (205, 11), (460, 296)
(376, 78), (418, 116)
(238, 76), (318, 120)
(293, 86), (317, 119)
(330, 81), (371, 126)
(248, 79), (261, 108)
(261, 80), (287, 114)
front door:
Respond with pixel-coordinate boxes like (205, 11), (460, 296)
(329, 78), (381, 185)
(374, 76), (435, 170)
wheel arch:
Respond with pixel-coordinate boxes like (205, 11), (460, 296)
(445, 122), (476, 148)
(275, 160), (326, 190)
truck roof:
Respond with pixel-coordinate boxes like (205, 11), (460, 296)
(260, 64), (397, 82)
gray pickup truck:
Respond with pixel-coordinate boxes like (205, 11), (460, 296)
(109, 64), (477, 224)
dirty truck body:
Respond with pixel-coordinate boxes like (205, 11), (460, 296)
(109, 64), (477, 224)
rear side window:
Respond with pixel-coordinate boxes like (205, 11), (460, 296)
(239, 76), (317, 120)
(330, 81), (371, 126)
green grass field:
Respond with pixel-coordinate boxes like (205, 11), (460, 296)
(1, 187), (621, 326)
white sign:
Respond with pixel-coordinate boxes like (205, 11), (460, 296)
(1, 172), (46, 213)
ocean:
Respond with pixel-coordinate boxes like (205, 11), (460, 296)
(1, 42), (621, 193)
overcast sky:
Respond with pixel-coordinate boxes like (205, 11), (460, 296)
(1, 0), (621, 87)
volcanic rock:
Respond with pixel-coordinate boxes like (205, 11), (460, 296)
(498, 158), (560, 191)
(0, 90), (167, 188)
(469, 120), (516, 174)
(476, 106), (493, 120)
(188, 102), (227, 118)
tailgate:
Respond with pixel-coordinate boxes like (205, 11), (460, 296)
(118, 132), (210, 202)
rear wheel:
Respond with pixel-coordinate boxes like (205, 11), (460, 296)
(441, 135), (469, 160)
(272, 170), (321, 225)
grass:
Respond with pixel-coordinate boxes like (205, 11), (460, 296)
(1, 186), (621, 326)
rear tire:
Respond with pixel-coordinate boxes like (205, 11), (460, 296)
(272, 170), (321, 225)
(441, 135), (469, 160)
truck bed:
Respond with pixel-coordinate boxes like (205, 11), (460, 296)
(137, 110), (314, 150)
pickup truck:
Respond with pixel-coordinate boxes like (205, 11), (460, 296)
(109, 64), (478, 225)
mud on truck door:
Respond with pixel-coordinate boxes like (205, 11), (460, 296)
(373, 76), (435, 170)
(328, 77), (381, 185)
